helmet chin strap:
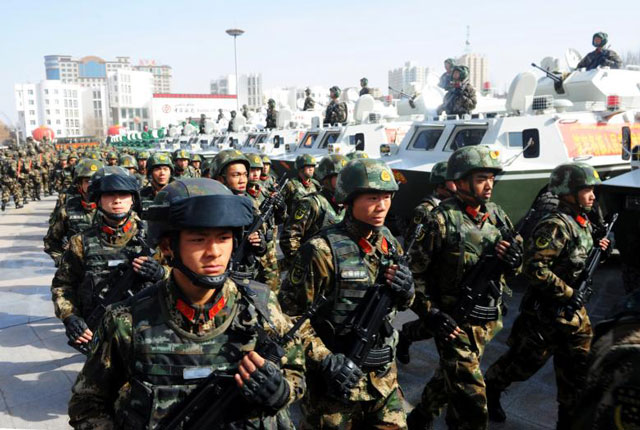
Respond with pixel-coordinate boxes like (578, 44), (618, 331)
(456, 177), (486, 206)
(99, 208), (133, 223)
(169, 234), (228, 290)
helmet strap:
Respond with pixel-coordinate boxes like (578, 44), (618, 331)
(168, 233), (228, 290)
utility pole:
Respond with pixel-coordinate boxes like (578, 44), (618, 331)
(226, 28), (245, 112)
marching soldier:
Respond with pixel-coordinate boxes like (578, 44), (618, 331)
(576, 32), (622, 71)
(68, 178), (306, 429)
(437, 65), (477, 117)
(281, 154), (320, 217)
(324, 86), (348, 126)
(105, 151), (119, 167)
(485, 162), (610, 429)
(172, 149), (197, 178)
(140, 152), (174, 215)
(136, 150), (149, 178)
(1, 151), (23, 210)
(284, 158), (414, 429)
(407, 146), (523, 430)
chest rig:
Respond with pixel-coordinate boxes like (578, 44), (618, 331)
(65, 195), (95, 238)
(307, 193), (343, 238)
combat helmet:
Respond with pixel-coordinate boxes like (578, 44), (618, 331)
(172, 149), (191, 161)
(444, 58), (456, 67)
(89, 166), (141, 220)
(73, 158), (104, 182)
(145, 178), (254, 289)
(330, 86), (341, 98)
(261, 155), (271, 165)
(246, 153), (264, 170)
(295, 154), (317, 170)
(335, 158), (399, 204)
(360, 77), (368, 86)
(211, 149), (250, 178)
(346, 151), (369, 161)
(447, 145), (503, 181)
(106, 151), (118, 161)
(315, 154), (348, 182)
(452, 65), (469, 82)
(137, 150), (151, 161)
(119, 154), (137, 169)
(146, 152), (174, 176)
(190, 154), (203, 163)
(549, 162), (601, 196)
(268, 98), (276, 107)
(592, 32), (608, 48)
(430, 161), (448, 184)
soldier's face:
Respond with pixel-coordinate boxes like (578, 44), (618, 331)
(445, 62), (452, 73)
(593, 36), (602, 47)
(351, 192), (392, 227)
(79, 178), (91, 195)
(301, 166), (315, 179)
(69, 158), (78, 166)
(152, 166), (171, 185)
(178, 228), (234, 276)
(60, 160), (67, 168)
(457, 172), (495, 203)
(100, 192), (133, 215)
(576, 187), (595, 210)
(108, 159), (117, 166)
(249, 168), (262, 181)
(191, 161), (201, 169)
(222, 163), (248, 193)
(262, 164), (271, 175)
(138, 160), (146, 170)
(176, 159), (189, 170)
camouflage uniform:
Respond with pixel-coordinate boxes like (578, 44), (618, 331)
(438, 85), (477, 116)
(266, 100), (277, 129)
(1, 154), (24, 209)
(571, 289), (640, 430)
(172, 149), (198, 179)
(324, 86), (348, 125)
(29, 152), (44, 200)
(303, 90), (315, 111)
(43, 195), (96, 266)
(18, 152), (32, 203)
(576, 49), (622, 70)
(282, 154), (321, 217)
(485, 163), (602, 429)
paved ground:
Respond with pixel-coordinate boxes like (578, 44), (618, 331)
(0, 195), (626, 429)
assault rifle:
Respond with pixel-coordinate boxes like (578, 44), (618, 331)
(231, 175), (289, 272)
(159, 295), (326, 430)
(564, 212), (618, 319)
(531, 63), (565, 94)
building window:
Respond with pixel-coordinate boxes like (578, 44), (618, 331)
(142, 108), (148, 119)
(44, 89), (49, 95)
(56, 120), (61, 125)
(73, 100), (78, 108)
(29, 110), (35, 115)
(47, 120), (51, 125)
(56, 109), (60, 114)
(121, 108), (126, 118)
(75, 119), (79, 127)
(46, 109), (50, 114)
(30, 120), (36, 125)
(45, 99), (49, 105)
(28, 90), (33, 95)
(28, 100), (34, 105)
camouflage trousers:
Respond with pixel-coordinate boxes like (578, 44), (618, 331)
(484, 311), (592, 426)
(30, 170), (42, 199)
(434, 318), (502, 430)
(258, 227), (281, 293)
(1, 178), (22, 206)
(18, 175), (31, 200)
(622, 263), (640, 293)
(42, 169), (51, 194)
(301, 382), (407, 430)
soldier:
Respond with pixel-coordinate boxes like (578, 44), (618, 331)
(228, 110), (237, 132)
(217, 108), (224, 123)
(303, 87), (315, 111)
(105, 151), (119, 166)
(135, 150), (150, 188)
(140, 152), (173, 213)
(359, 77), (371, 96)
(485, 162), (610, 429)
(324, 86), (348, 126)
(280, 154), (347, 264)
(437, 65), (477, 117)
(283, 158), (414, 429)
(281, 154), (321, 217)
(438, 58), (456, 91)
(1, 151), (24, 210)
(266, 99), (278, 130)
(172, 149), (197, 178)
(242, 103), (250, 119)
(68, 178), (306, 429)
(576, 32), (622, 71)
(18, 150), (32, 205)
(190, 153), (203, 177)
(260, 155), (279, 191)
(119, 154), (139, 177)
(407, 146), (523, 430)
(44, 159), (103, 267)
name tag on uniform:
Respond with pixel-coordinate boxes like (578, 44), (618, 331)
(340, 269), (367, 279)
(107, 259), (126, 267)
(69, 215), (83, 220)
(183, 366), (213, 380)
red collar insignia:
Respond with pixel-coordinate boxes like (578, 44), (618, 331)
(176, 296), (226, 323)
(358, 238), (374, 254)
(81, 200), (97, 210)
(575, 215), (589, 227)
(465, 205), (489, 223)
(101, 219), (133, 235)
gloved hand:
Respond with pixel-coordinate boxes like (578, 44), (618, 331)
(239, 359), (290, 413)
(135, 257), (165, 282)
(568, 287), (586, 311)
(250, 231), (267, 256)
(428, 309), (459, 342)
(387, 263), (415, 306)
(270, 193), (286, 212)
(498, 240), (523, 270)
(320, 353), (363, 401)
(63, 315), (89, 343)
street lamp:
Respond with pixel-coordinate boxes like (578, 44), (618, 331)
(226, 28), (245, 112)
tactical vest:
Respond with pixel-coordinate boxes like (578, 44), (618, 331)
(306, 193), (343, 241)
(64, 196), (95, 239)
(313, 225), (397, 369)
(115, 281), (272, 429)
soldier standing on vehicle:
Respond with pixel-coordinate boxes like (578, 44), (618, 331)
(303, 88), (315, 111)
(484, 163), (610, 429)
(242, 103), (250, 119)
(68, 178), (306, 429)
(359, 77), (371, 96)
(281, 154), (321, 217)
(266, 99), (278, 130)
(437, 65), (477, 117)
(406, 146), (523, 430)
(284, 158), (414, 429)
(438, 58), (456, 90)
(576, 32), (622, 71)
(51, 167), (164, 353)
(228, 110), (237, 132)
(324, 86), (348, 126)
(172, 149), (197, 178)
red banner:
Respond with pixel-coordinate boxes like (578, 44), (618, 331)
(558, 122), (640, 157)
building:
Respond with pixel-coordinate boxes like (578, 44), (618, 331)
(107, 69), (154, 132)
(210, 73), (263, 109)
(457, 53), (488, 92)
(150, 93), (237, 128)
(263, 86), (329, 111)
(44, 55), (172, 93)
(388, 61), (430, 98)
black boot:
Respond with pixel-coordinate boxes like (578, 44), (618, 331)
(16, 202), (23, 209)
(407, 407), (433, 430)
(1, 201), (5, 211)
(397, 331), (412, 364)
(487, 383), (506, 422)
(23, 197), (29, 205)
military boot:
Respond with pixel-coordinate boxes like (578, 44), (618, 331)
(407, 407), (433, 430)
(16, 202), (23, 209)
(23, 196), (28, 205)
(396, 331), (412, 364)
(486, 383), (506, 422)
(1, 201), (6, 211)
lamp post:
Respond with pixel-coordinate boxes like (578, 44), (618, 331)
(225, 28), (245, 112)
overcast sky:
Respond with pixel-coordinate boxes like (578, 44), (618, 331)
(1, 0), (638, 124)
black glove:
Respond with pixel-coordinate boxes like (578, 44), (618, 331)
(428, 309), (458, 342)
(270, 193), (285, 212)
(387, 263), (415, 306)
(499, 240), (523, 270)
(239, 359), (290, 414)
(135, 257), (165, 282)
(251, 231), (268, 256)
(63, 315), (89, 343)
(568, 287), (586, 311)
(320, 353), (363, 401)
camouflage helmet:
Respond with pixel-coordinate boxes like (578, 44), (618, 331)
(330, 86), (341, 98)
(335, 159), (399, 204)
(430, 161), (448, 184)
(360, 77), (368, 86)
(246, 153), (264, 169)
(106, 151), (118, 160)
(146, 152), (174, 175)
(305, 87), (311, 95)
(447, 145), (503, 180)
(190, 154), (203, 163)
(452, 65), (469, 82)
(137, 150), (151, 161)
(268, 98), (276, 107)
(211, 149), (250, 178)
(346, 151), (369, 160)
(592, 32), (608, 47)
(172, 149), (190, 161)
(119, 154), (137, 168)
(86, 151), (101, 160)
(295, 153), (317, 170)
(201, 158), (215, 177)
(444, 58), (456, 67)
(73, 158), (104, 181)
(261, 155), (271, 165)
(315, 154), (348, 182)
(68, 151), (79, 161)
(18, 150), (26, 158)
(549, 162), (602, 196)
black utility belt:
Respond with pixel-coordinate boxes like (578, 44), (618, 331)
(466, 304), (500, 323)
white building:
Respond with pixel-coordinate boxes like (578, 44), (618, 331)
(457, 53), (489, 91)
(263, 86), (329, 111)
(134, 60), (172, 93)
(388, 61), (429, 98)
(107, 69), (154, 131)
(150, 94), (237, 128)
(210, 73), (264, 109)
